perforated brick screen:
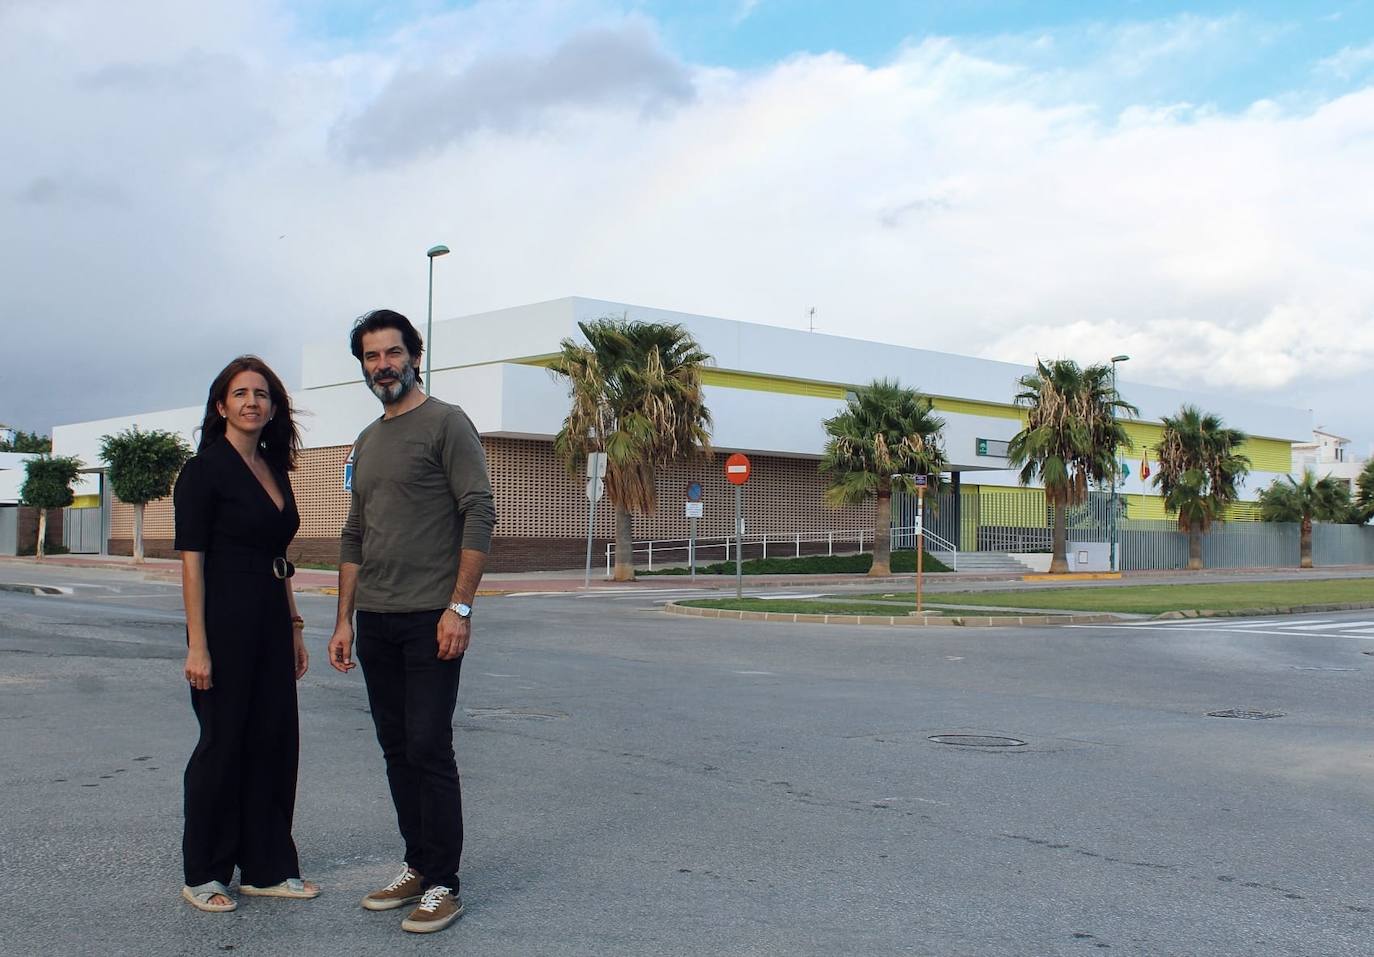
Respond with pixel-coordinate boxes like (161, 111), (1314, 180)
(109, 438), (873, 560)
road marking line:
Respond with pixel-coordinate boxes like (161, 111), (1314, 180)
(1289, 621), (1374, 631)
(1119, 618), (1328, 629)
(1069, 623), (1374, 640)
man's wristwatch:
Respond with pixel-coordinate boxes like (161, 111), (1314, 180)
(448, 602), (472, 619)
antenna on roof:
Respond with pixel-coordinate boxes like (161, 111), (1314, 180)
(807, 306), (816, 333)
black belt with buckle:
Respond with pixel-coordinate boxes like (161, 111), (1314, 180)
(209, 549), (296, 579)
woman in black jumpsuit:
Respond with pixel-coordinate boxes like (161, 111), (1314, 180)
(174, 356), (318, 912)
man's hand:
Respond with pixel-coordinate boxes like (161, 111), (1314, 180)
(327, 622), (357, 673)
(436, 610), (470, 660)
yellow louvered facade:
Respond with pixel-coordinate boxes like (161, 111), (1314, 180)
(1122, 493), (1170, 521)
(517, 357), (850, 400)
(929, 396), (1025, 421)
(521, 355), (1289, 520)
(699, 369), (848, 399)
(1118, 421), (1291, 474)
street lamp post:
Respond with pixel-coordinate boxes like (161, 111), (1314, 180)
(1109, 354), (1130, 572)
(424, 244), (451, 393)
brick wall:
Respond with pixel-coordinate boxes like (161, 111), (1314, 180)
(106, 437), (872, 571)
(18, 506), (64, 554)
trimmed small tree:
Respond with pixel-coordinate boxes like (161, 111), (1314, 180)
(98, 427), (193, 563)
(20, 455), (83, 559)
(0, 429), (51, 453)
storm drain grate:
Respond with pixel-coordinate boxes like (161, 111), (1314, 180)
(1206, 709), (1285, 720)
(928, 734), (1028, 748)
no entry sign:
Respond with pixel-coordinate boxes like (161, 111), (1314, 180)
(724, 453), (751, 486)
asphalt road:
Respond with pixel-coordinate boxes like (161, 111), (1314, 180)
(2, 566), (1373, 956)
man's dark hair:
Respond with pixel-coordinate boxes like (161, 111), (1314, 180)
(350, 309), (424, 365)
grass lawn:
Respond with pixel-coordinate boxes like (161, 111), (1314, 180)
(836, 579), (1374, 615)
(678, 598), (944, 615)
(642, 549), (950, 576)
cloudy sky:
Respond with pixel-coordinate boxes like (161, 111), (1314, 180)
(6, 0), (1374, 450)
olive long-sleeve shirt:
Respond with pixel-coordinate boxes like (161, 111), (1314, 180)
(340, 397), (496, 613)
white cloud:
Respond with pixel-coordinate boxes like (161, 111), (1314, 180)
(1316, 40), (1374, 80)
(732, 0), (763, 27)
(4, 1), (1373, 447)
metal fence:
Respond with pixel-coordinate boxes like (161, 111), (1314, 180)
(1116, 519), (1374, 570)
(896, 488), (1119, 553)
(1312, 523), (1374, 565)
(895, 488), (1374, 570)
(62, 506), (102, 554)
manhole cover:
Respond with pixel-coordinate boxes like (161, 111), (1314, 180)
(928, 734), (1027, 748)
(1206, 709), (1285, 720)
(464, 707), (567, 721)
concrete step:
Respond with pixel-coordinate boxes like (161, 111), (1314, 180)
(953, 551), (1034, 572)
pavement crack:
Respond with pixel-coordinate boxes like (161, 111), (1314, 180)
(1000, 833), (1176, 870)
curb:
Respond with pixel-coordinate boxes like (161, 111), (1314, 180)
(1021, 572), (1123, 582)
(662, 602), (1122, 628)
(1155, 601), (1374, 619)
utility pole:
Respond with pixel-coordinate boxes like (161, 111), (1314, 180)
(1109, 355), (1130, 572)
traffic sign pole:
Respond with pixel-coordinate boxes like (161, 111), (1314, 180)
(723, 454), (751, 599)
(916, 485), (925, 615)
(735, 484), (743, 599)
(584, 452), (606, 587)
(690, 515), (697, 581)
(685, 481), (703, 582)
(583, 469), (600, 587)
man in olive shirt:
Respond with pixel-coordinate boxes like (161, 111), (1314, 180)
(327, 309), (496, 936)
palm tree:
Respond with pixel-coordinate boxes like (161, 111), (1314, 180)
(1355, 459), (1374, 524)
(550, 317), (713, 581)
(1259, 469), (1354, 568)
(820, 379), (948, 577)
(1007, 358), (1137, 574)
(1152, 405), (1250, 571)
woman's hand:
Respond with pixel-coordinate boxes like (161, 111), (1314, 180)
(185, 646), (213, 691)
(293, 630), (309, 680)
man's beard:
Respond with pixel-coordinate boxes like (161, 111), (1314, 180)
(368, 364), (418, 404)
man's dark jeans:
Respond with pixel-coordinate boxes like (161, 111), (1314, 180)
(356, 609), (464, 890)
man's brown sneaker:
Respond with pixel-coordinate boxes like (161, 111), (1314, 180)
(400, 886), (464, 934)
(361, 866), (424, 911)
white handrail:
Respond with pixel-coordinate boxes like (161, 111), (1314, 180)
(890, 524), (958, 570)
(603, 526), (958, 574)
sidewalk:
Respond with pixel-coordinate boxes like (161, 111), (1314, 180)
(0, 553), (995, 594)
(4, 553), (1372, 596)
